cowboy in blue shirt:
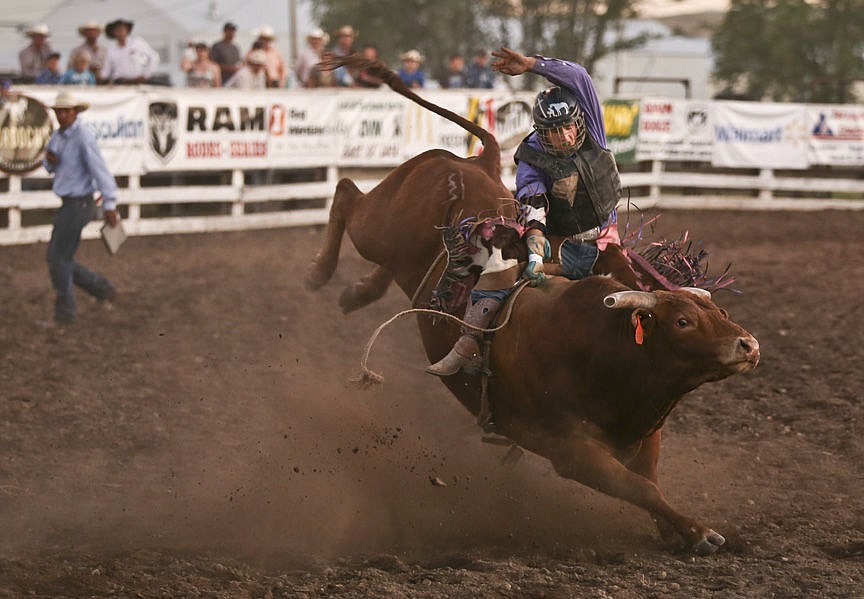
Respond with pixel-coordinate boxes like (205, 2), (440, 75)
(43, 91), (119, 325)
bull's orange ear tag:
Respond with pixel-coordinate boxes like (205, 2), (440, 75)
(634, 315), (644, 345)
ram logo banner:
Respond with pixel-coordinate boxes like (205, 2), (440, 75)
(149, 101), (178, 163)
(0, 94), (52, 174)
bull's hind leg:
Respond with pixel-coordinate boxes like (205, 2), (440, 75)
(305, 178), (364, 291)
(339, 265), (394, 314)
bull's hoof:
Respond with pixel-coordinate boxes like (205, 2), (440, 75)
(339, 284), (371, 314)
(305, 262), (328, 292)
(693, 530), (725, 556)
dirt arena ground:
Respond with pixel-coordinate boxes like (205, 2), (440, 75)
(0, 208), (861, 598)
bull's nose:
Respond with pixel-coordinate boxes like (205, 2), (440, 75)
(739, 335), (760, 363)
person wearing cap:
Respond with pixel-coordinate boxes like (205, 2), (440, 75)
(249, 25), (286, 88)
(42, 91), (119, 326)
(61, 51), (97, 86)
(102, 18), (159, 84)
(35, 52), (63, 84)
(19, 24), (54, 82)
(181, 42), (221, 88)
(466, 48), (495, 89)
(69, 21), (108, 82)
(210, 22), (242, 82)
(294, 27), (329, 88)
(398, 49), (426, 89)
(224, 50), (268, 89)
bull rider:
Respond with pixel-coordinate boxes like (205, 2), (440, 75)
(427, 47), (623, 377)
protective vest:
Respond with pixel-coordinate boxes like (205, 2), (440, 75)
(515, 135), (621, 236)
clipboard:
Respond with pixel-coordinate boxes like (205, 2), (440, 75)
(100, 220), (127, 255)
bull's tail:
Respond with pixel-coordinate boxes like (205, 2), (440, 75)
(317, 54), (501, 178)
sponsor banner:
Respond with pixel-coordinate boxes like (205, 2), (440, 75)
(268, 92), (339, 166)
(464, 92), (534, 164)
(636, 97), (713, 162)
(712, 101), (809, 169)
(0, 93), (52, 174)
(403, 92), (469, 158)
(145, 89), (271, 171)
(808, 104), (864, 166)
(602, 99), (640, 164)
(24, 89), (146, 175)
(336, 93), (404, 165)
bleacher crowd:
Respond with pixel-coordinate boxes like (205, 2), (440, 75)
(10, 19), (499, 91)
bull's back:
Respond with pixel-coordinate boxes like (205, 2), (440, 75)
(350, 150), (515, 279)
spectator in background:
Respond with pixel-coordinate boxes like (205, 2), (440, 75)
(210, 22), (241, 83)
(466, 48), (495, 89)
(35, 52), (63, 84)
(224, 50), (267, 89)
(398, 49), (425, 89)
(182, 42), (221, 87)
(329, 25), (357, 86)
(61, 51), (97, 85)
(252, 25), (286, 88)
(19, 24), (53, 82)
(294, 27), (329, 88)
(69, 21), (107, 82)
(42, 90), (119, 327)
(355, 44), (383, 88)
(102, 18), (159, 84)
(440, 53), (467, 89)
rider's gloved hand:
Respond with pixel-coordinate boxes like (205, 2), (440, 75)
(526, 234), (551, 260)
(524, 253), (546, 287)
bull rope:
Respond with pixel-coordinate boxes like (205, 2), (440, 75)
(354, 280), (530, 392)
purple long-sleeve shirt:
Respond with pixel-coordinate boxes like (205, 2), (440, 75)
(516, 56), (608, 202)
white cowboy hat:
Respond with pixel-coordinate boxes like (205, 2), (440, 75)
(257, 25), (276, 40)
(51, 91), (89, 112)
(399, 49), (423, 63)
(77, 21), (103, 35)
(247, 50), (267, 66)
(307, 27), (329, 44)
(25, 24), (50, 37)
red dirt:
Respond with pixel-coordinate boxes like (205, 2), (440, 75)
(0, 208), (861, 598)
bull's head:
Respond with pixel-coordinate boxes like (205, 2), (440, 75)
(604, 288), (760, 387)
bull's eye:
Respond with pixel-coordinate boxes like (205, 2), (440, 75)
(676, 318), (689, 328)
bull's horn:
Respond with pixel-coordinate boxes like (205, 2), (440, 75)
(680, 287), (712, 300)
(603, 291), (657, 309)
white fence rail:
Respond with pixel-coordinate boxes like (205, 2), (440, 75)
(2, 162), (863, 246)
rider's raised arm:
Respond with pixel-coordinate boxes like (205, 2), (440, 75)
(530, 57), (608, 149)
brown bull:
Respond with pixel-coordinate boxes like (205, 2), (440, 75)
(307, 56), (760, 555)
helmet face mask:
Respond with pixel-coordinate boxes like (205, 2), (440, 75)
(532, 86), (587, 156)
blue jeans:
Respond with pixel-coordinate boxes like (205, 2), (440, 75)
(46, 195), (114, 324)
(559, 240), (599, 280)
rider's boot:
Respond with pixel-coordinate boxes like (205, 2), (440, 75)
(425, 297), (502, 377)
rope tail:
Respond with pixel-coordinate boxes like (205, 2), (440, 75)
(317, 54), (501, 178)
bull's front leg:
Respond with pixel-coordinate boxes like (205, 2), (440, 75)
(548, 435), (725, 556)
(623, 431), (689, 547)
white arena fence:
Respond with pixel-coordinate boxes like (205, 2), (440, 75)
(1, 87), (863, 246)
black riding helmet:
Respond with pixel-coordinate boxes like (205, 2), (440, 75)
(532, 86), (587, 156)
